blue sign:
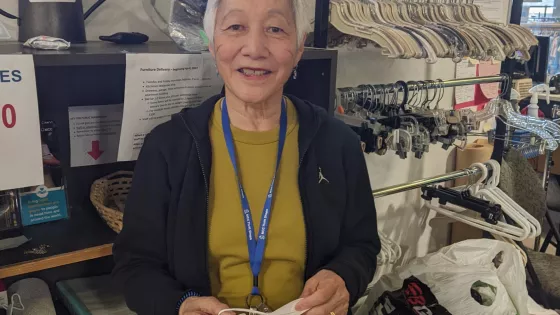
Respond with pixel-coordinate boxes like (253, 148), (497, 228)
(19, 185), (69, 226)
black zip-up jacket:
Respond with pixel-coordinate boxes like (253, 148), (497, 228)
(112, 95), (380, 315)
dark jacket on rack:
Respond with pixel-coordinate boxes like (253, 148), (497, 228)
(112, 94), (381, 315)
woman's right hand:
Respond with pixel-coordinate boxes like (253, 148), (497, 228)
(179, 297), (234, 315)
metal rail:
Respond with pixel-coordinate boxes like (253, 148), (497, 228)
(372, 166), (484, 198)
(339, 75), (506, 91)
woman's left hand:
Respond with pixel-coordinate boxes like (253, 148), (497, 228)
(296, 270), (350, 315)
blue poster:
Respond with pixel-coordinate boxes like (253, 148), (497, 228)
(19, 185), (69, 226)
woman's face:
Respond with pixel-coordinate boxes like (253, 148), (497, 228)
(210, 0), (304, 104)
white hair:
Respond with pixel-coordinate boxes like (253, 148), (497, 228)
(203, 0), (313, 47)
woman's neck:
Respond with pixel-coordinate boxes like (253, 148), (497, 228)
(223, 89), (283, 132)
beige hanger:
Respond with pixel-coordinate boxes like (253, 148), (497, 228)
(330, 1), (401, 57)
(429, 1), (494, 60)
(393, 0), (449, 57)
(460, 0), (534, 60)
(342, 0), (409, 57)
(373, 0), (424, 58)
(365, 0), (417, 58)
(356, 0), (418, 58)
(343, 0), (410, 58)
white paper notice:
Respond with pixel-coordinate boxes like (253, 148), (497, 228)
(454, 59), (477, 106)
(473, 0), (506, 23)
(118, 53), (223, 161)
(69, 105), (123, 167)
(0, 55), (43, 190)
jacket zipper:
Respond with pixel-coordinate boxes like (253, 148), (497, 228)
(180, 115), (210, 294)
(298, 156), (310, 280)
(299, 127), (319, 280)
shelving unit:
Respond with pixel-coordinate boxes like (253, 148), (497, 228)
(0, 202), (115, 278)
(0, 41), (337, 279)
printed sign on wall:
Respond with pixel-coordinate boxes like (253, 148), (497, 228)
(69, 104), (123, 167)
(0, 55), (43, 191)
(117, 53), (223, 161)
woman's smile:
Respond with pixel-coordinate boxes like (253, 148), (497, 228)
(237, 67), (273, 81)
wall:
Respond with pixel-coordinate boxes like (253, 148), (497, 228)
(1, 0), (458, 259)
(335, 46), (458, 261)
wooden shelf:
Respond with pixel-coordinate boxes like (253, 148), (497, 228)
(0, 202), (117, 279)
(0, 244), (112, 278)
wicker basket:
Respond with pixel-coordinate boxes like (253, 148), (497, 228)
(90, 171), (134, 233)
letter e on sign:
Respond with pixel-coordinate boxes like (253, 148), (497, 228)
(0, 55), (43, 190)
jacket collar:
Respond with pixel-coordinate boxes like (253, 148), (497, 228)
(176, 94), (325, 162)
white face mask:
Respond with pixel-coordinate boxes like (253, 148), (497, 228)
(1, 293), (24, 315)
(218, 298), (309, 315)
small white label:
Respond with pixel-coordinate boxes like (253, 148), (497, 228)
(29, 0), (76, 2)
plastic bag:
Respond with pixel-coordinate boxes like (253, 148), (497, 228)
(168, 0), (208, 52)
(355, 239), (529, 315)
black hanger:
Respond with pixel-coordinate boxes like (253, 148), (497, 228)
(421, 186), (502, 224)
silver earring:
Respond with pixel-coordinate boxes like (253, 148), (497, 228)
(292, 66), (298, 80)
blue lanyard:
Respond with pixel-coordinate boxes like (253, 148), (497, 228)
(221, 97), (288, 296)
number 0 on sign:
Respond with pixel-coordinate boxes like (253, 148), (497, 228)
(0, 55), (43, 191)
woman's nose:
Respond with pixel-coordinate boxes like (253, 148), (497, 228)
(241, 29), (268, 59)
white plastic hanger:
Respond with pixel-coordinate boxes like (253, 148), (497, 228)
(424, 163), (531, 241)
(378, 231), (402, 265)
(482, 160), (542, 237)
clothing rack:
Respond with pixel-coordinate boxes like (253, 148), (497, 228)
(372, 166), (485, 198)
(338, 74), (508, 97)
(405, 75), (507, 90)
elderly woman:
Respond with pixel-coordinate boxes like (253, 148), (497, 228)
(113, 0), (380, 314)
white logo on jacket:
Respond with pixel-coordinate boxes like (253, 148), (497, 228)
(318, 167), (329, 184)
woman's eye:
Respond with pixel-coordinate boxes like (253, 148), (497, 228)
(227, 24), (244, 31)
(268, 27), (284, 34)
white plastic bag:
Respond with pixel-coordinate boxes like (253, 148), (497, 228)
(355, 239), (529, 315)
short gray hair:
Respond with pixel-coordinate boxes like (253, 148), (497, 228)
(203, 0), (312, 46)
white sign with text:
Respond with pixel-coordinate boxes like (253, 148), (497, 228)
(69, 104), (123, 167)
(0, 55), (43, 191)
(117, 53), (223, 161)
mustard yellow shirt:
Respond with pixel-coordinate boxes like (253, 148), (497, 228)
(208, 98), (306, 310)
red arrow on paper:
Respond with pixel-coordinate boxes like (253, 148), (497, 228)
(88, 140), (104, 160)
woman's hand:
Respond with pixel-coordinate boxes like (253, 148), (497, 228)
(296, 270), (350, 315)
(179, 296), (234, 315)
